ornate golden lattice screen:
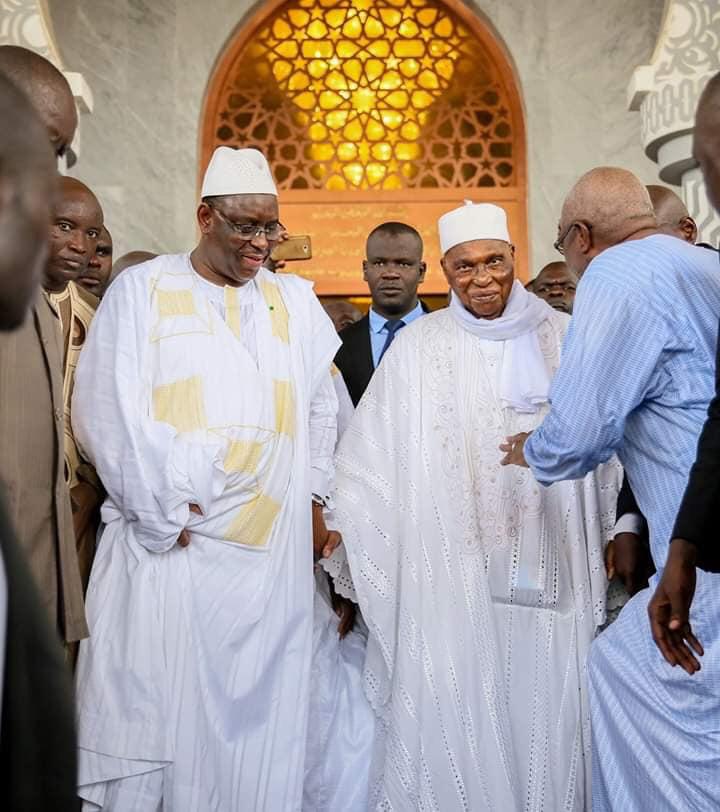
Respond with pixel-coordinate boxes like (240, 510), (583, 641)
(202, 0), (526, 294)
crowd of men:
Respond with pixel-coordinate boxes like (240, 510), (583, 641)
(0, 41), (719, 812)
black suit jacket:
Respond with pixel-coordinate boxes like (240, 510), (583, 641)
(335, 315), (374, 407)
(334, 302), (432, 407)
(672, 320), (720, 570)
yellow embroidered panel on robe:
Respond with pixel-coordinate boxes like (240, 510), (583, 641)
(224, 439), (264, 475)
(224, 492), (281, 547)
(274, 379), (295, 438)
(152, 376), (207, 433)
(224, 287), (242, 340)
(260, 280), (289, 343)
(157, 289), (196, 318)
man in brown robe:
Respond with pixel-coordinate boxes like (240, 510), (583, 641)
(0, 46), (88, 642)
(45, 177), (105, 592)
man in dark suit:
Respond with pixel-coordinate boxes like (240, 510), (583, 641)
(335, 222), (427, 405)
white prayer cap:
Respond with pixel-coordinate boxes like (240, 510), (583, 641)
(438, 200), (511, 254)
(201, 146), (278, 198)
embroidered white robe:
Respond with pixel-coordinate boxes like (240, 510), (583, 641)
(72, 255), (339, 811)
(323, 306), (621, 811)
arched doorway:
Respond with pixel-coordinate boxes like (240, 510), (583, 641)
(201, 0), (527, 295)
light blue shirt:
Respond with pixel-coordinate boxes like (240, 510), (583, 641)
(369, 302), (425, 368)
(524, 235), (720, 567)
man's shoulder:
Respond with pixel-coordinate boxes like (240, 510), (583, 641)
(592, 234), (702, 276)
(70, 282), (100, 313)
(338, 315), (370, 341)
(543, 306), (570, 334)
(336, 316), (370, 363)
(264, 268), (312, 298)
(108, 253), (179, 294)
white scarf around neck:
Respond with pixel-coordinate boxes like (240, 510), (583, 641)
(449, 279), (556, 413)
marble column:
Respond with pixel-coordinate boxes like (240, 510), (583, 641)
(629, 0), (720, 243)
(0, 0), (92, 165)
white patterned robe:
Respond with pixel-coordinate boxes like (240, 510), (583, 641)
(72, 256), (339, 811)
(323, 306), (621, 811)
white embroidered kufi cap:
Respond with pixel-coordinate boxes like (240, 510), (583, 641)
(201, 146), (278, 198)
(438, 200), (511, 254)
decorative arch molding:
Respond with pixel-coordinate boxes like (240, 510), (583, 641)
(0, 0), (94, 163)
(629, 0), (720, 244)
(0, 0), (61, 64)
(201, 0), (527, 294)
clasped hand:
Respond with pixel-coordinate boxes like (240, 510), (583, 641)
(177, 503), (203, 548)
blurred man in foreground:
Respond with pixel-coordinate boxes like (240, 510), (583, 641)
(0, 66), (80, 812)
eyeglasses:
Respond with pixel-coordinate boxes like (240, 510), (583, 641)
(453, 256), (509, 279)
(554, 221), (592, 255)
(208, 204), (284, 241)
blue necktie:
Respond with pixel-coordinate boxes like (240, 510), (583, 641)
(378, 319), (405, 364)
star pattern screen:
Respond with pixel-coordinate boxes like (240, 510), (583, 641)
(210, 0), (517, 192)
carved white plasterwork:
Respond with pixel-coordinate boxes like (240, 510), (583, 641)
(629, 0), (720, 240)
(0, 0), (61, 64)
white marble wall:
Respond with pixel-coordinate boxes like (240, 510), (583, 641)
(46, 0), (664, 272)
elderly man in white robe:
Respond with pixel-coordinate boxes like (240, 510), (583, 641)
(73, 147), (342, 811)
(322, 202), (621, 811)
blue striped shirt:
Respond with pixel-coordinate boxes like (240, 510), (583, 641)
(525, 235), (720, 566)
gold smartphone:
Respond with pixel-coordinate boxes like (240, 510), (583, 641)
(270, 235), (313, 262)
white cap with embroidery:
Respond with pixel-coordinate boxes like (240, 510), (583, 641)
(201, 146), (278, 198)
(438, 200), (511, 254)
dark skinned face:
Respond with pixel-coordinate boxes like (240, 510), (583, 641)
(78, 225), (113, 297)
(195, 194), (280, 287)
(363, 231), (426, 318)
(533, 263), (577, 313)
(44, 181), (103, 293)
(441, 239), (514, 319)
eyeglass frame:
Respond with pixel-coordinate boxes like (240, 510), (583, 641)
(448, 254), (512, 280)
(554, 221), (592, 255)
(206, 202), (285, 241)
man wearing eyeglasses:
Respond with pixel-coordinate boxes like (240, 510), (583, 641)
(322, 201), (621, 810)
(72, 147), (342, 810)
(501, 165), (720, 810)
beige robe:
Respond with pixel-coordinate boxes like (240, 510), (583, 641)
(0, 289), (88, 642)
(51, 283), (104, 592)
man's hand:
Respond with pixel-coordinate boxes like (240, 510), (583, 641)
(177, 503), (203, 548)
(312, 502), (342, 561)
(606, 532), (654, 596)
(648, 538), (703, 675)
(499, 432), (531, 467)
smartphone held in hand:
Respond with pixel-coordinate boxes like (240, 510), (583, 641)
(270, 235), (312, 262)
